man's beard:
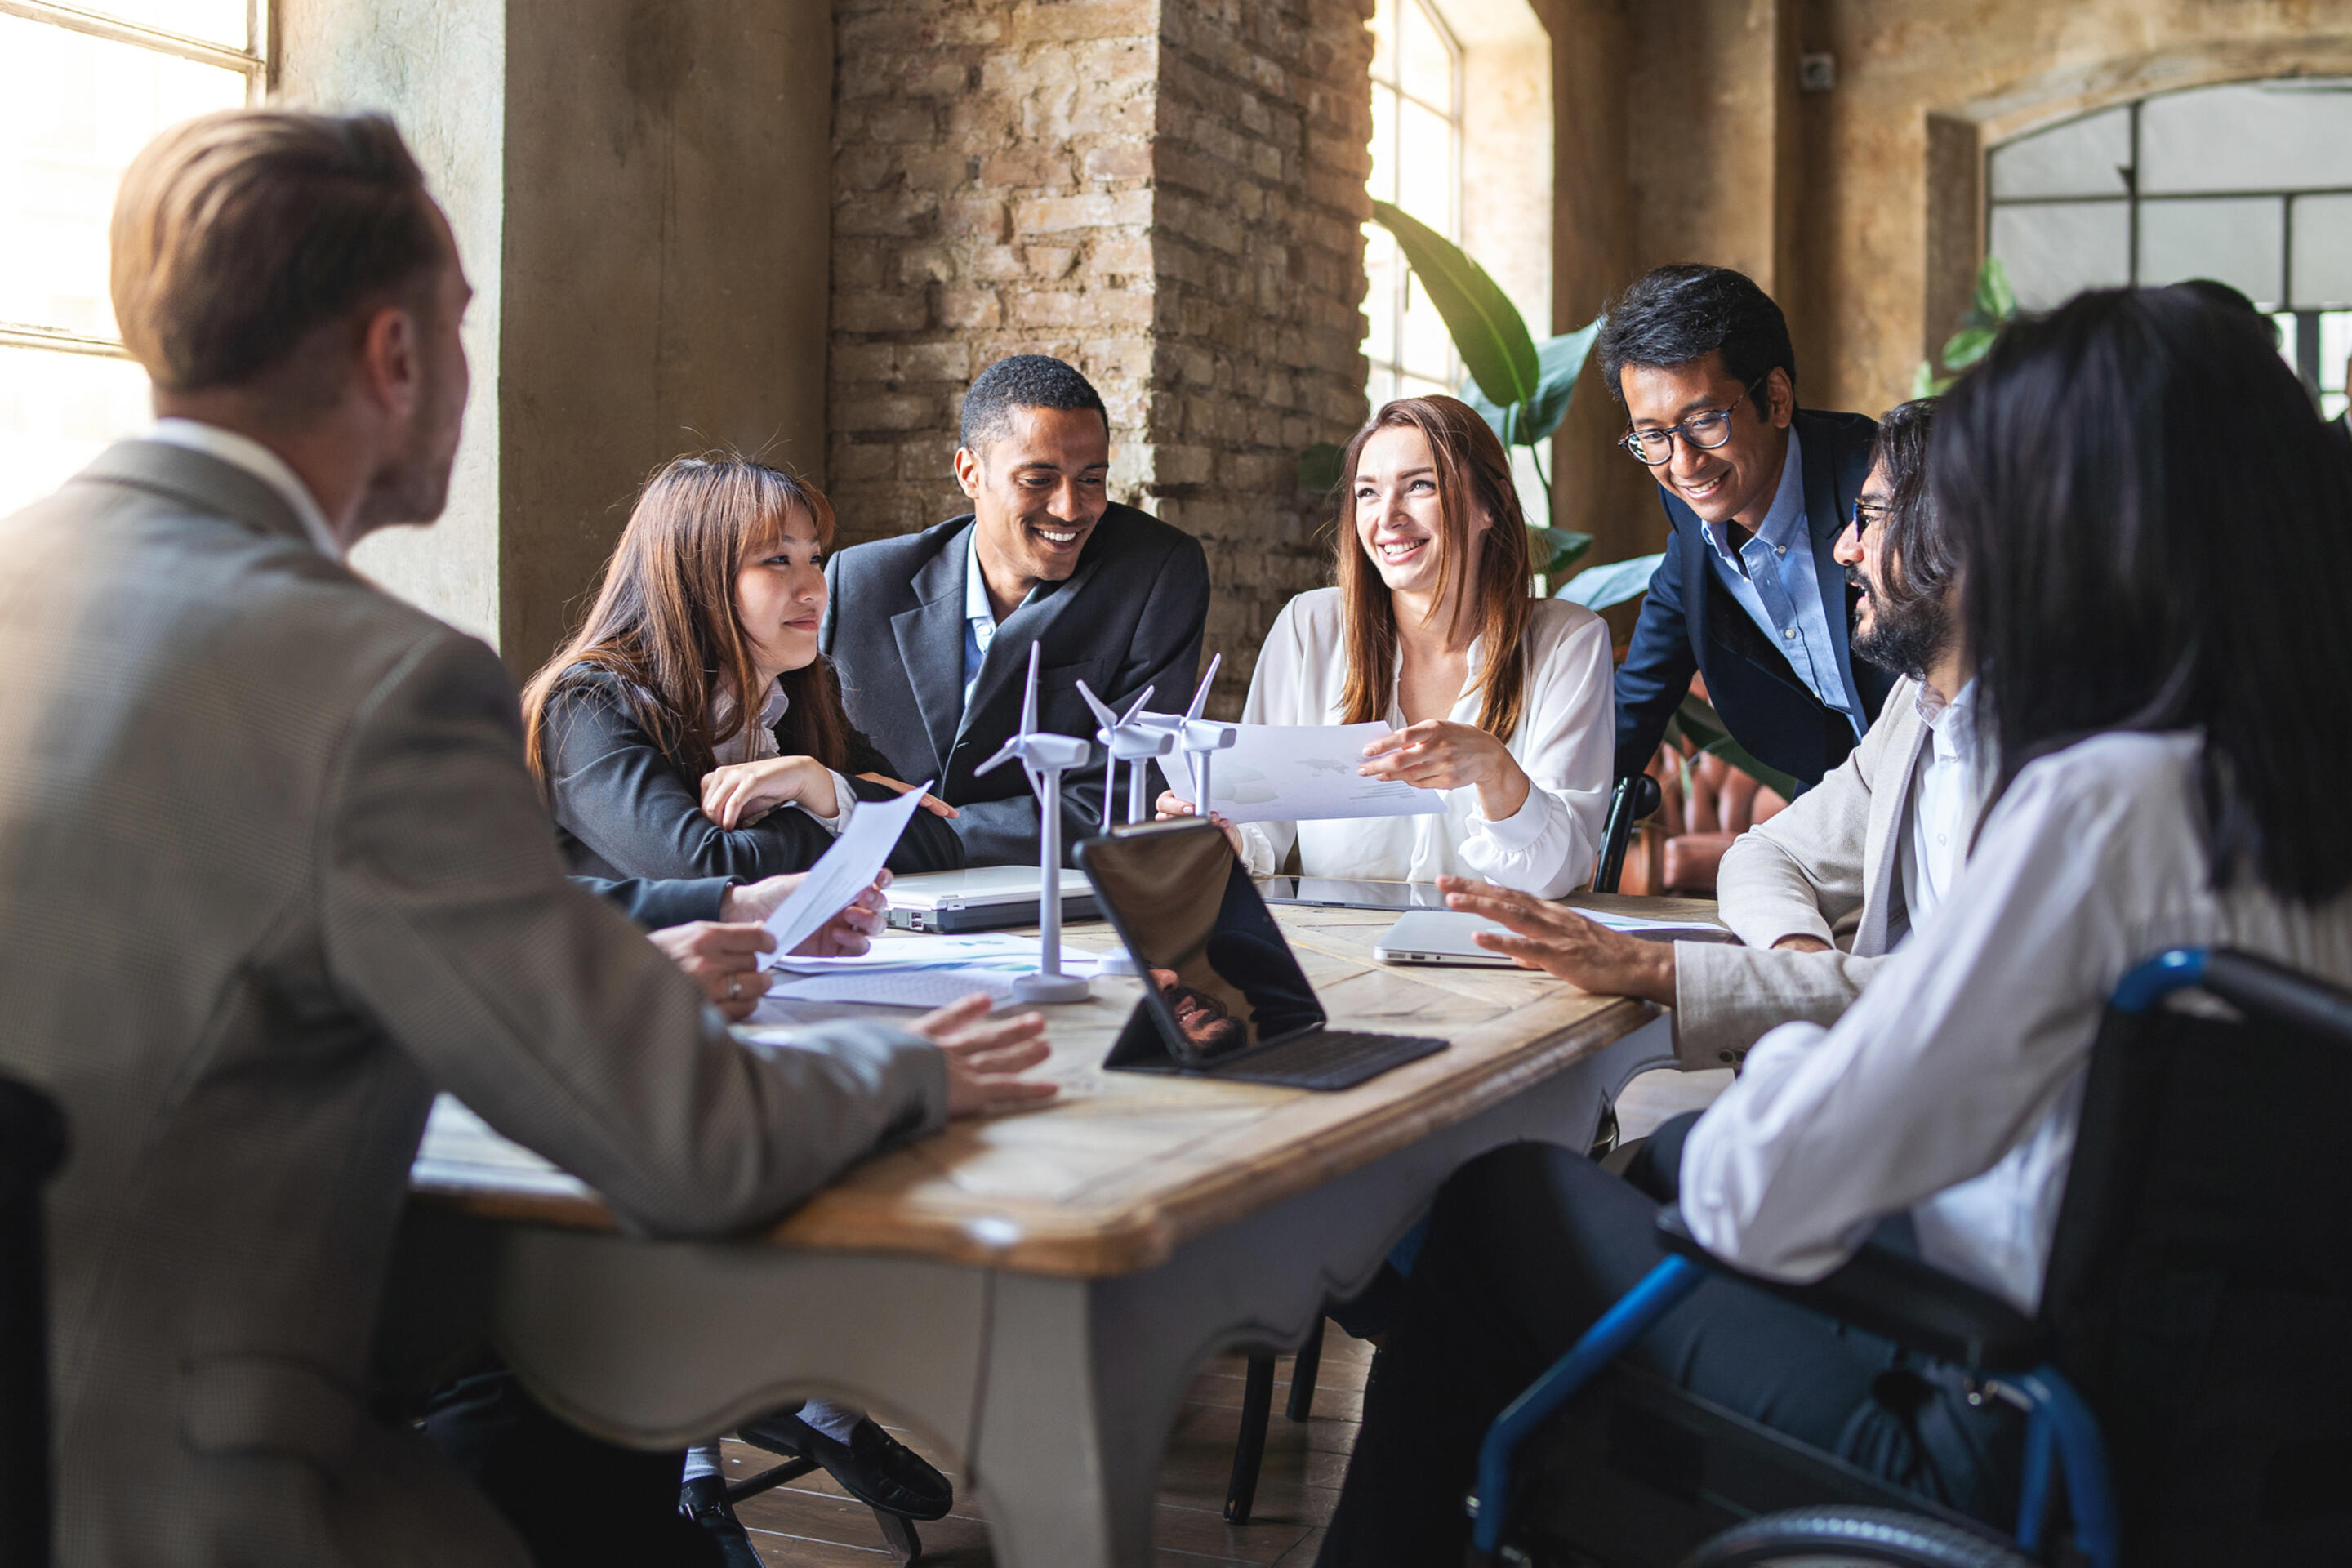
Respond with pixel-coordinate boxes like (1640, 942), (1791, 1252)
(1847, 565), (1953, 680)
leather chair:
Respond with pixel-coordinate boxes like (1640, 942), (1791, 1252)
(1, 1076), (67, 1568)
(1616, 740), (1788, 897)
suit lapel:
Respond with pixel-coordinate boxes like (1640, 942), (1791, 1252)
(1799, 416), (1869, 725)
(953, 550), (1109, 746)
(1856, 687), (1930, 957)
(893, 528), (972, 781)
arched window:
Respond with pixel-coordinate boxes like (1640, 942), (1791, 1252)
(1365, 0), (1463, 408)
(1987, 79), (2352, 420)
(0, 3), (265, 518)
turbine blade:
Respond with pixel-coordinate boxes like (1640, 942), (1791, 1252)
(1118, 684), (1156, 725)
(1075, 679), (1120, 730)
(1184, 653), (1223, 720)
(1021, 642), (1040, 736)
(974, 738), (1023, 777)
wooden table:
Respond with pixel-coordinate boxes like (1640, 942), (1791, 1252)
(396, 894), (1716, 1566)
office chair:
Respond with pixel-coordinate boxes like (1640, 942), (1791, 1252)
(1, 1076), (67, 1568)
(1224, 774), (1671, 1526)
(1469, 947), (2352, 1567)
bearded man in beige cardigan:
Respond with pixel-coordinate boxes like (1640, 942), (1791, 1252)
(1446, 399), (1980, 1069)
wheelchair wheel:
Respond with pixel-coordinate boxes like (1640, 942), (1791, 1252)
(1682, 1506), (2032, 1568)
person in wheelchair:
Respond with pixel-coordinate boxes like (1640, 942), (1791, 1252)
(1313, 284), (2352, 1565)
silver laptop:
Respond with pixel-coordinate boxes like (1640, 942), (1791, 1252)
(1371, 908), (1523, 968)
(884, 866), (1098, 933)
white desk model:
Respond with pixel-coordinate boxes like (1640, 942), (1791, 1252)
(393, 896), (1713, 1566)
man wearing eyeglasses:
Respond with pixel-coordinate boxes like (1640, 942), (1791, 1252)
(1601, 265), (1895, 793)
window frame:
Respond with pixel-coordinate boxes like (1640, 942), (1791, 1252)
(1365, 0), (1466, 408)
(0, 0), (269, 368)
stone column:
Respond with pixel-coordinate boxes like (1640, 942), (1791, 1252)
(829, 0), (1374, 714)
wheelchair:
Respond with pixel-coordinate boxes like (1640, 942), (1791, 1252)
(1468, 947), (2352, 1567)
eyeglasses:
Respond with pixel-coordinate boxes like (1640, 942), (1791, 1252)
(1618, 376), (1767, 466)
(1851, 498), (1894, 536)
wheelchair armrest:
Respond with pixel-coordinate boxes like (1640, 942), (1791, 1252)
(1655, 1206), (2042, 1373)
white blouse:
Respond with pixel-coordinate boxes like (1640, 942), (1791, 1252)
(1230, 589), (1615, 898)
(1682, 730), (2352, 1312)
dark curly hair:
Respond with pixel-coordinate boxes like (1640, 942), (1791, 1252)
(1595, 265), (1796, 408)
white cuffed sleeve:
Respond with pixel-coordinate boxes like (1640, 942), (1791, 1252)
(1454, 605), (1615, 897)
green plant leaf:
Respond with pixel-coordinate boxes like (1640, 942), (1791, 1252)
(1372, 199), (1540, 409)
(1298, 441), (1347, 494)
(1971, 255), (2016, 324)
(1668, 691), (1802, 800)
(1556, 551), (1664, 609)
(1456, 321), (1605, 448)
(1909, 360), (1949, 399)
(1531, 527), (1592, 579)
(1940, 323), (1998, 372)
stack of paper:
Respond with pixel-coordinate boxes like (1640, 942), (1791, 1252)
(757, 932), (1103, 1009)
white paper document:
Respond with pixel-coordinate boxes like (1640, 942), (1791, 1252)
(1568, 906), (1730, 942)
(757, 782), (933, 966)
(1155, 722), (1446, 826)
(771, 932), (1098, 975)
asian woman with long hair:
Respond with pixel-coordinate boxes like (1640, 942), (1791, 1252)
(522, 456), (962, 885)
(1161, 395), (1614, 896)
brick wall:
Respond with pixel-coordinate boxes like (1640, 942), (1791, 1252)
(828, 0), (1373, 715)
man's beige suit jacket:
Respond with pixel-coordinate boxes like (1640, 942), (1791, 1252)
(1671, 675), (1939, 1067)
(0, 443), (949, 1566)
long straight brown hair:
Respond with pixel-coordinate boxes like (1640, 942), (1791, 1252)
(522, 456), (853, 794)
(1334, 395), (1535, 742)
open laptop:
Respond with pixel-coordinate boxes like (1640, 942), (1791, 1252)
(1076, 819), (1448, 1090)
(884, 866), (1099, 933)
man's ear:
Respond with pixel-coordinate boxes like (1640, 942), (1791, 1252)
(1762, 366), (1796, 429)
(952, 445), (985, 501)
(354, 303), (422, 421)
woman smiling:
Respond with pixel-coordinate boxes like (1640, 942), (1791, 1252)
(1163, 396), (1614, 896)
(521, 456), (963, 884)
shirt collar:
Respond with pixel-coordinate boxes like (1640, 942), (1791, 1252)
(964, 524), (994, 627)
(1913, 676), (1980, 760)
(145, 418), (342, 560)
(1699, 425), (1806, 560)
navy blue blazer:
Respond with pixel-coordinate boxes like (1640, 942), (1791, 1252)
(1612, 408), (1895, 791)
(822, 504), (1209, 867)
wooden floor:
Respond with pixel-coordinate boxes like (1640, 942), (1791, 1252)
(718, 1325), (1374, 1566)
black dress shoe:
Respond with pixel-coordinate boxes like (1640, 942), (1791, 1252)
(679, 1474), (765, 1568)
(738, 1409), (954, 1521)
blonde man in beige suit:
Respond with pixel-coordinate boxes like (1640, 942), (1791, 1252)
(0, 109), (1054, 1567)
(1444, 399), (1982, 1069)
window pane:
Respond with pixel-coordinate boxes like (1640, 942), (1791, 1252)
(0, 16), (249, 340)
(2291, 194), (2352, 310)
(2321, 310), (2352, 394)
(1364, 225), (1400, 368)
(1396, 97), (1453, 232)
(1400, 268), (1452, 385)
(74, 1), (251, 51)
(1370, 0), (1396, 87)
(1399, 0), (1453, 112)
(1368, 82), (1397, 206)
(0, 345), (151, 519)
(1990, 201), (2131, 310)
(2140, 79), (2352, 195)
(2138, 196), (2283, 302)
(1989, 106), (2131, 200)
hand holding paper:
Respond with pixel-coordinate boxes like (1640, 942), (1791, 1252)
(1156, 723), (1446, 826)
(757, 782), (933, 966)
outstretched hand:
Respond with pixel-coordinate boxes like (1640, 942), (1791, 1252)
(1435, 876), (1676, 1004)
(858, 772), (958, 818)
(911, 994), (1061, 1116)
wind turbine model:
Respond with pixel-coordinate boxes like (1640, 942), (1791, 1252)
(1076, 680), (1171, 829)
(1075, 680), (1173, 979)
(973, 643), (1095, 1004)
(1141, 654), (1238, 821)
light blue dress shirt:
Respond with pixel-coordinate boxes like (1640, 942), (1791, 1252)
(1696, 428), (1861, 737)
(962, 524), (1036, 715)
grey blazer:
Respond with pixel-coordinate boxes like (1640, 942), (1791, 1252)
(0, 442), (948, 1566)
(1671, 675), (1937, 1067)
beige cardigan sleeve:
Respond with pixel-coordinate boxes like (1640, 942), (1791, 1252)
(1668, 676), (1917, 1068)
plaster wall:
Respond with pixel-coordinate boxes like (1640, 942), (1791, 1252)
(274, 0), (506, 648)
(1802, 0), (2352, 414)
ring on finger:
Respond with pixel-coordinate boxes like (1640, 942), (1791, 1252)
(727, 974), (742, 1000)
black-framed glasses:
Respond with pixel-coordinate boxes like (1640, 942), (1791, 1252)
(1618, 376), (1766, 466)
(1851, 497), (1894, 536)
